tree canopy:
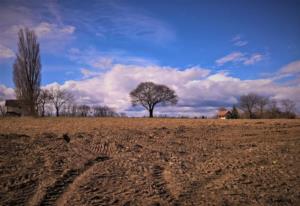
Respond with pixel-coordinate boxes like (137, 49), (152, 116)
(130, 82), (178, 118)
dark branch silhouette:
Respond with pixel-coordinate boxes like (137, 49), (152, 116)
(13, 28), (41, 115)
(130, 82), (178, 118)
(49, 87), (73, 117)
(37, 89), (51, 117)
(239, 93), (260, 119)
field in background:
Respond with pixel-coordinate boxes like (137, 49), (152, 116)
(0, 118), (299, 205)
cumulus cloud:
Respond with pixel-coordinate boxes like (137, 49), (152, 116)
(0, 45), (14, 59)
(43, 63), (299, 117)
(0, 84), (15, 101)
(2, 62), (299, 116)
(216, 52), (264, 66)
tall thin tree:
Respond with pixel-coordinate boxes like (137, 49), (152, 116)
(13, 28), (41, 115)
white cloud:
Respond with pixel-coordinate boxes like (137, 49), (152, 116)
(68, 48), (157, 70)
(2, 62), (299, 117)
(80, 68), (100, 78)
(0, 1), (76, 54)
(216, 52), (264, 66)
(0, 45), (14, 59)
(91, 57), (113, 69)
(43, 63), (300, 117)
(34, 22), (75, 37)
(243, 53), (263, 65)
(0, 84), (15, 101)
(7, 22), (76, 40)
(66, 1), (175, 44)
(232, 35), (248, 47)
(267, 60), (300, 83)
(279, 60), (300, 75)
(216, 52), (244, 66)
(234, 41), (248, 47)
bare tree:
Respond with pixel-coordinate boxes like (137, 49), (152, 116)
(13, 28), (41, 116)
(281, 99), (296, 118)
(49, 87), (73, 117)
(78, 105), (90, 117)
(37, 89), (51, 117)
(93, 105), (118, 117)
(61, 103), (74, 117)
(239, 93), (260, 118)
(71, 104), (78, 116)
(130, 82), (178, 118)
(256, 96), (269, 118)
(0, 104), (5, 116)
(267, 99), (281, 118)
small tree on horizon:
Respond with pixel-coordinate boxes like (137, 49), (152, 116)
(130, 82), (178, 118)
(231, 105), (239, 119)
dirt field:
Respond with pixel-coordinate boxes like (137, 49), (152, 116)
(0, 118), (299, 206)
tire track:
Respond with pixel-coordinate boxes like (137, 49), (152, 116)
(152, 165), (180, 206)
(39, 155), (110, 206)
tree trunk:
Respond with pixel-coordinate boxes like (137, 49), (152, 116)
(149, 109), (153, 118)
(56, 107), (59, 117)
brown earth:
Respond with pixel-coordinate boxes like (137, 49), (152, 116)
(0, 117), (299, 206)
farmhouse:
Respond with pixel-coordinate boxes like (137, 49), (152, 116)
(4, 100), (30, 116)
(217, 109), (232, 119)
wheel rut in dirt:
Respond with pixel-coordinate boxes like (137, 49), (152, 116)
(39, 155), (110, 206)
(152, 165), (180, 206)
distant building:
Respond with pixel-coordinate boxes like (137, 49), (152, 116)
(217, 109), (232, 119)
(4, 100), (30, 116)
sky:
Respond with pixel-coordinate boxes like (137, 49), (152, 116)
(0, 0), (300, 117)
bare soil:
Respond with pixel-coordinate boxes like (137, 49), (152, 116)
(0, 118), (299, 206)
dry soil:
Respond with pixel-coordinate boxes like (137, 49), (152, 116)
(0, 118), (299, 206)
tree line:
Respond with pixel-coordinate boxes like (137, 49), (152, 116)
(222, 93), (297, 119)
(35, 87), (121, 117)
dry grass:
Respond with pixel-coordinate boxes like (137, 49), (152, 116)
(0, 118), (299, 205)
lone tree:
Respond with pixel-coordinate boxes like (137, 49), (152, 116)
(13, 28), (41, 115)
(130, 82), (178, 118)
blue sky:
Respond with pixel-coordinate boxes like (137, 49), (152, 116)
(0, 0), (300, 116)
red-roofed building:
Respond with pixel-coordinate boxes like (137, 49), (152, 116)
(217, 108), (232, 119)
